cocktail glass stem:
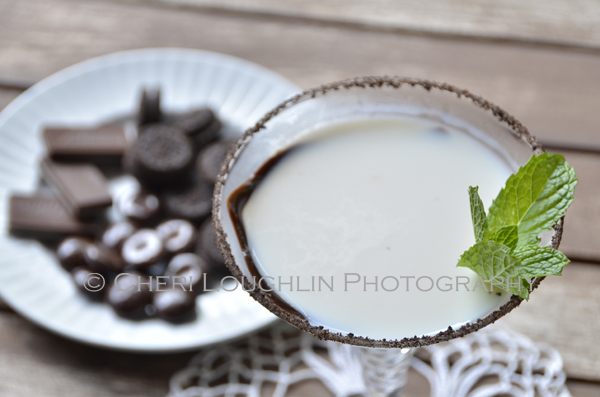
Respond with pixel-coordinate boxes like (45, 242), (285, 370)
(359, 347), (413, 397)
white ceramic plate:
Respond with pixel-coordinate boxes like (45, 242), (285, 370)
(0, 48), (299, 352)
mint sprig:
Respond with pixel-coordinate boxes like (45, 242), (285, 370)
(468, 186), (487, 243)
(485, 152), (577, 248)
(458, 153), (577, 300)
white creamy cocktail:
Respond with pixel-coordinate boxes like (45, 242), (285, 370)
(234, 116), (513, 340)
(214, 78), (568, 397)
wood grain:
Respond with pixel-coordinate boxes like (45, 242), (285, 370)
(568, 381), (600, 397)
(2, 0), (600, 262)
(151, 0), (600, 49)
(0, 90), (20, 112)
(0, 0), (599, 394)
(499, 262), (600, 381)
(0, 303), (596, 396)
(0, 312), (194, 397)
(1, 0), (600, 150)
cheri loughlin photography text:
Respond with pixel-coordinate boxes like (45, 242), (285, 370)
(83, 272), (538, 294)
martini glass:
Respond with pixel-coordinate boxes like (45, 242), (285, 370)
(212, 77), (563, 396)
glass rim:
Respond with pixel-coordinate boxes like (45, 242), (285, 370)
(212, 76), (564, 349)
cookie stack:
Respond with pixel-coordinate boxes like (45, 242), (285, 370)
(9, 88), (235, 323)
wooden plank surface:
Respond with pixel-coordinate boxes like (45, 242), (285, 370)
(0, 90), (20, 112)
(2, 0), (600, 261)
(568, 381), (600, 397)
(499, 262), (600, 381)
(1, 0), (600, 151)
(0, 312), (194, 397)
(0, 302), (596, 397)
(153, 0), (600, 49)
(0, 0), (599, 395)
(0, 306), (430, 397)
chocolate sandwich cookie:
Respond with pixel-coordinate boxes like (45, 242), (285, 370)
(197, 139), (234, 183)
(156, 219), (197, 254)
(121, 229), (165, 267)
(138, 88), (161, 127)
(84, 243), (126, 274)
(131, 125), (194, 190)
(57, 237), (91, 271)
(153, 289), (196, 322)
(107, 272), (153, 318)
(162, 181), (213, 222)
(197, 218), (225, 266)
(165, 253), (210, 292)
(116, 188), (161, 224)
(168, 108), (221, 149)
(101, 221), (136, 251)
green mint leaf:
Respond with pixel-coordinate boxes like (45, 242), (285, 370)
(513, 245), (570, 277)
(487, 225), (518, 251)
(468, 186), (487, 243)
(493, 277), (530, 300)
(457, 241), (530, 299)
(457, 241), (519, 283)
(485, 153), (577, 248)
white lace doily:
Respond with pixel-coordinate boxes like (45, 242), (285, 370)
(169, 323), (571, 397)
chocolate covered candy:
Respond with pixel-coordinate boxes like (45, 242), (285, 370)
(107, 272), (152, 318)
(116, 188), (160, 223)
(156, 219), (197, 254)
(101, 221), (136, 250)
(71, 267), (105, 300)
(153, 289), (196, 322)
(57, 237), (91, 271)
(121, 229), (164, 267)
(84, 243), (126, 274)
(166, 253), (210, 292)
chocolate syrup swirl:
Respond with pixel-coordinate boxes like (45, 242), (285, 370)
(227, 148), (303, 317)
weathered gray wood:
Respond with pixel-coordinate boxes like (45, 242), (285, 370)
(567, 381), (600, 397)
(0, 0), (599, 394)
(0, 310), (431, 397)
(2, 0), (600, 262)
(0, 89), (20, 111)
(151, 0), (600, 49)
(499, 262), (600, 381)
(0, 311), (195, 397)
(0, 92), (19, 312)
(1, 0), (600, 150)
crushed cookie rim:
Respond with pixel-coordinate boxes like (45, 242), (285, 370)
(212, 76), (563, 349)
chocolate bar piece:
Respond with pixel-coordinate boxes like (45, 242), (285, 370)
(9, 194), (96, 239)
(40, 159), (112, 219)
(44, 125), (127, 164)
